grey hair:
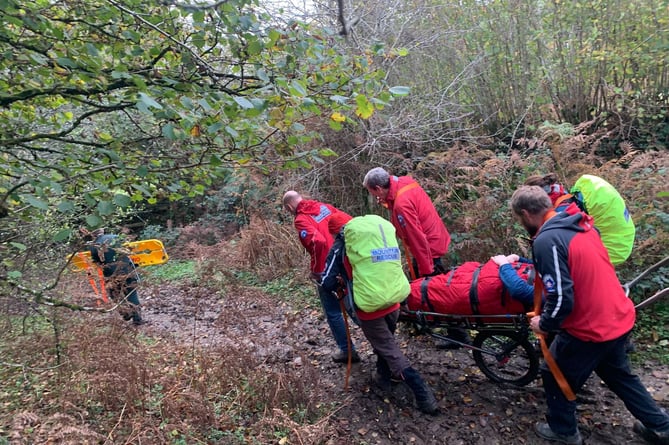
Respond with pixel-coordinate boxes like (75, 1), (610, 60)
(362, 167), (391, 189)
(510, 186), (553, 215)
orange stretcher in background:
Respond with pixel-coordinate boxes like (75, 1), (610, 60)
(66, 239), (169, 303)
(67, 239), (169, 270)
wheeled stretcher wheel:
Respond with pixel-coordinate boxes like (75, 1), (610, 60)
(471, 330), (539, 386)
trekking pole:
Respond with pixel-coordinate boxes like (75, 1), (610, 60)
(335, 287), (353, 391)
(402, 243), (417, 280)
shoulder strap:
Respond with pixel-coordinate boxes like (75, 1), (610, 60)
(469, 266), (482, 315)
(554, 193), (574, 210)
(420, 277), (436, 312)
(395, 181), (419, 199)
(445, 267), (457, 285)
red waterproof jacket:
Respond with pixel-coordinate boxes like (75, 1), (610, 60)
(385, 176), (450, 276)
(533, 204), (635, 342)
(294, 200), (352, 274)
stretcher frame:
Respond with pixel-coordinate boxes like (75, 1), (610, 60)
(399, 255), (669, 387)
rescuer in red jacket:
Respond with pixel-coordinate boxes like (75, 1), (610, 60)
(362, 167), (469, 348)
(363, 167), (450, 278)
(511, 185), (669, 445)
(282, 190), (358, 364)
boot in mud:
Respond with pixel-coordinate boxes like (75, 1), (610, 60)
(401, 367), (439, 415)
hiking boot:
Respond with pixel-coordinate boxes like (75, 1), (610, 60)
(372, 356), (396, 392)
(132, 318), (147, 326)
(633, 420), (669, 445)
(332, 350), (360, 364)
(371, 371), (392, 392)
(402, 367), (439, 415)
(435, 328), (472, 350)
(534, 422), (583, 445)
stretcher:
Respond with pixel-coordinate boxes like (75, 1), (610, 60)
(67, 239), (169, 270)
(399, 255), (669, 387)
(66, 239), (169, 304)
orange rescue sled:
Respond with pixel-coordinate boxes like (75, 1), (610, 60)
(68, 239), (169, 270)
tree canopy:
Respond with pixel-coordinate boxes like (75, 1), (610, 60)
(0, 0), (404, 237)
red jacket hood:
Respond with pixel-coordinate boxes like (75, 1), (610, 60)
(296, 199), (323, 216)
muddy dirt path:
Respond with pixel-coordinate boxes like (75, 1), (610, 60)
(139, 281), (669, 445)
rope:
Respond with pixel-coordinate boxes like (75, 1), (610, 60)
(529, 275), (576, 401)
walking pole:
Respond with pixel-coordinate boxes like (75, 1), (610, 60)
(335, 288), (353, 391)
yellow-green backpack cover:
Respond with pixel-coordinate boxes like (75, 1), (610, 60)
(571, 175), (635, 265)
(343, 215), (410, 312)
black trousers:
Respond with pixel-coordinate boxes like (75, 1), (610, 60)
(542, 330), (669, 435)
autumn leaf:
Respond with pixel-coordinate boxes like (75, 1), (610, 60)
(354, 94), (374, 119)
(330, 112), (346, 122)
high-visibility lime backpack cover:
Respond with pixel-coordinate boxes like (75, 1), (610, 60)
(571, 175), (635, 265)
(344, 215), (410, 312)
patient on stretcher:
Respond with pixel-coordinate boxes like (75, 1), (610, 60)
(404, 254), (535, 316)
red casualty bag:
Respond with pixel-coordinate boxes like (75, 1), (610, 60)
(405, 260), (534, 317)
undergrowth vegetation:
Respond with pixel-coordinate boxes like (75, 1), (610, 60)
(0, 305), (331, 444)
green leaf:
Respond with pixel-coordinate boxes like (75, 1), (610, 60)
(113, 193), (132, 207)
(97, 200), (115, 216)
(268, 29), (281, 44)
(389, 86), (411, 96)
(86, 214), (103, 227)
(53, 228), (72, 242)
(111, 70), (131, 79)
(85, 43), (100, 57)
(207, 122), (223, 134)
(234, 96), (254, 109)
(198, 98), (213, 112)
(138, 92), (163, 110)
(289, 80), (307, 97)
(330, 95), (349, 104)
(10, 242), (27, 252)
(318, 148), (338, 157)
(225, 126), (239, 138)
(256, 68), (270, 82)
(56, 57), (77, 68)
(180, 96), (195, 109)
(162, 123), (176, 139)
(57, 201), (75, 212)
(25, 195), (49, 211)
(247, 40), (263, 55)
(7, 271), (22, 280)
(210, 154), (222, 167)
(354, 95), (374, 119)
